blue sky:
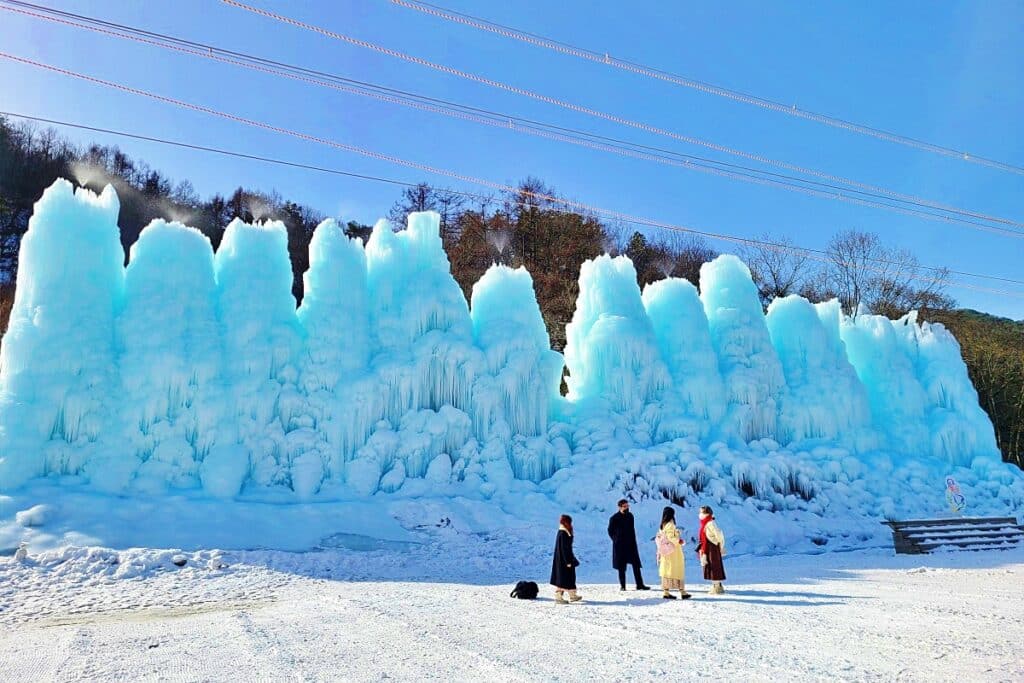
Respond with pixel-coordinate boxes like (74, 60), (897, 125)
(1, 0), (1022, 318)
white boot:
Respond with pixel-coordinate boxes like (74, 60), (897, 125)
(710, 582), (724, 595)
(554, 590), (568, 604)
(568, 590), (583, 602)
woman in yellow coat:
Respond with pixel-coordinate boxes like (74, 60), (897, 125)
(655, 506), (691, 600)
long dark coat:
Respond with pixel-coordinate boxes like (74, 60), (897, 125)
(550, 528), (579, 589)
(607, 511), (642, 569)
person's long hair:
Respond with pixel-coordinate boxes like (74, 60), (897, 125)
(660, 506), (676, 530)
(559, 514), (574, 536)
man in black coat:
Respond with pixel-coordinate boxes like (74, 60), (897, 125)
(608, 499), (650, 591)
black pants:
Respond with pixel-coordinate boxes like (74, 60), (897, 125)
(617, 563), (645, 589)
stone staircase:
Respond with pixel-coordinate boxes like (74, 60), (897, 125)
(884, 516), (1024, 554)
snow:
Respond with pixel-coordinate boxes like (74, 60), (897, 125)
(1, 536), (1021, 681)
(14, 504), (50, 527)
(0, 179), (1022, 560)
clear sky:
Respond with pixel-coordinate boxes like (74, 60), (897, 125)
(1, 0), (1022, 318)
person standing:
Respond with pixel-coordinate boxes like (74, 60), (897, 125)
(655, 506), (691, 600)
(698, 505), (727, 594)
(550, 514), (583, 604)
(608, 499), (650, 591)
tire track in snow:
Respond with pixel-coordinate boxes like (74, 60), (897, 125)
(325, 587), (529, 680)
(329, 584), (673, 680)
(233, 609), (310, 679)
(35, 599), (271, 627)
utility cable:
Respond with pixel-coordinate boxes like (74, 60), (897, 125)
(389, 0), (1024, 177)
(1, 110), (1021, 298)
(3, 0), (1017, 233)
(221, 0), (1024, 233)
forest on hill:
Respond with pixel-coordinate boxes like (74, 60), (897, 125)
(1, 115), (1020, 468)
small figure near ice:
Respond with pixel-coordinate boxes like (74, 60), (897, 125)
(550, 514), (582, 604)
(698, 506), (727, 595)
(655, 507), (691, 600)
(608, 499), (650, 592)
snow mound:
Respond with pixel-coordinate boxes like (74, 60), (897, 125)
(15, 504), (51, 527)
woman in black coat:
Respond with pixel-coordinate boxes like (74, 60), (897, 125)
(550, 514), (582, 604)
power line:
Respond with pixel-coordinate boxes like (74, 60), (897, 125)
(221, 0), (1024, 235)
(0, 110), (421, 189)
(0, 106), (1020, 297)
(8, 109), (1022, 288)
(0, 57), (1018, 298)
(389, 0), (1024, 177)
(4, 0), (1018, 235)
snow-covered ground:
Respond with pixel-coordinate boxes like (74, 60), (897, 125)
(3, 540), (1022, 682)
(2, 175), (1023, 681)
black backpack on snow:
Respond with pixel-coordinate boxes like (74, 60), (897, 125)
(510, 580), (539, 599)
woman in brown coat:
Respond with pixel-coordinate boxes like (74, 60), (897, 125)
(698, 505), (727, 594)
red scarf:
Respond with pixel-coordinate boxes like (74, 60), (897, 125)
(699, 515), (713, 553)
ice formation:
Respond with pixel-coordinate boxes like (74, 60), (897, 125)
(0, 180), (124, 488)
(118, 220), (222, 493)
(642, 277), (725, 440)
(564, 255), (669, 416)
(470, 265), (562, 443)
(766, 297), (873, 449)
(0, 179), (1017, 527)
(699, 255), (786, 442)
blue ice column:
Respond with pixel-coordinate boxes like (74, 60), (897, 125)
(642, 277), (726, 440)
(700, 255), (786, 444)
(0, 179), (124, 490)
(118, 220), (222, 492)
(212, 218), (304, 492)
(766, 296), (873, 448)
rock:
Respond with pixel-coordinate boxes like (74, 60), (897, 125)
(171, 554), (188, 567)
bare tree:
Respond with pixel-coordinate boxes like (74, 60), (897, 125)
(797, 268), (837, 303)
(739, 233), (809, 308)
(601, 221), (631, 256)
(825, 230), (954, 317)
(504, 176), (555, 215)
(654, 232), (718, 285)
(388, 182), (437, 229)
(434, 188), (465, 248)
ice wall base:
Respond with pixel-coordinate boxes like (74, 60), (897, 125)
(0, 180), (1016, 522)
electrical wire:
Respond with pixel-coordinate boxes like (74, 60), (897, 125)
(389, 0), (1024, 177)
(3, 0), (1018, 234)
(221, 0), (1024, 233)
(1, 103), (1021, 297)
